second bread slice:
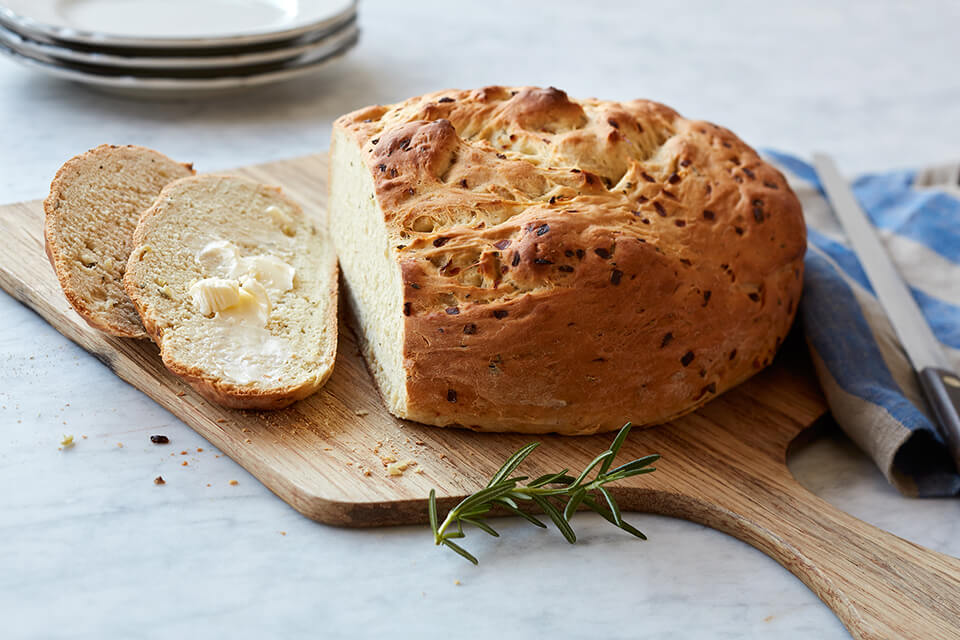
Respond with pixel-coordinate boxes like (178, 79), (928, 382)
(124, 174), (338, 410)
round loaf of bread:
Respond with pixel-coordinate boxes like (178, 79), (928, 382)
(124, 174), (338, 410)
(44, 144), (195, 338)
(330, 86), (805, 434)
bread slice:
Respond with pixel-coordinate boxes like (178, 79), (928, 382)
(124, 174), (338, 410)
(44, 144), (195, 338)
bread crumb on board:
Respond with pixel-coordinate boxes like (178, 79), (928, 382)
(387, 460), (417, 476)
(354, 408), (369, 417)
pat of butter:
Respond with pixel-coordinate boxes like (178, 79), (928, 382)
(190, 277), (271, 326)
(265, 205), (297, 236)
(195, 240), (296, 298)
(239, 255), (295, 296)
(196, 240), (239, 277)
(220, 277), (271, 326)
(191, 240), (296, 337)
(190, 278), (240, 316)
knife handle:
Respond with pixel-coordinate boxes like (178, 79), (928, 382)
(918, 367), (960, 468)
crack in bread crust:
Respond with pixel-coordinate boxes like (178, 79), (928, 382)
(333, 86), (806, 434)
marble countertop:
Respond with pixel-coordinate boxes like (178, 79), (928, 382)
(2, 2), (959, 638)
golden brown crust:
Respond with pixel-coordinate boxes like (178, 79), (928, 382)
(43, 144), (195, 338)
(334, 86), (805, 433)
(125, 174), (339, 411)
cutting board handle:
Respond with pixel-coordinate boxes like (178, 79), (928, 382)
(637, 465), (960, 639)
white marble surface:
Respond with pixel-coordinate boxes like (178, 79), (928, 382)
(1, 2), (959, 638)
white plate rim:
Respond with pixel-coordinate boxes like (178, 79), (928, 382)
(0, 30), (358, 91)
(0, 19), (358, 70)
(0, 0), (357, 49)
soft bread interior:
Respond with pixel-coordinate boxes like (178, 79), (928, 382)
(329, 128), (408, 415)
(125, 175), (338, 409)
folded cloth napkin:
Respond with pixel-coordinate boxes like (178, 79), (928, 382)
(764, 151), (960, 497)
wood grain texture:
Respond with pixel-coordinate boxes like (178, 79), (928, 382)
(3, 153), (959, 640)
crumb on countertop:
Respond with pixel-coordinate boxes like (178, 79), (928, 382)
(117, 442), (123, 448)
(181, 461), (188, 466)
(229, 480), (238, 486)
(60, 434), (75, 449)
(150, 435), (169, 444)
(154, 476), (165, 485)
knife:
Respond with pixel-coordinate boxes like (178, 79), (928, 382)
(812, 153), (960, 469)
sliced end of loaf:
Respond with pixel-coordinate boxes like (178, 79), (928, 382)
(124, 174), (338, 410)
(43, 144), (195, 338)
(329, 126), (409, 417)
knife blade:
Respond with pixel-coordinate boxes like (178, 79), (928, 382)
(812, 153), (960, 469)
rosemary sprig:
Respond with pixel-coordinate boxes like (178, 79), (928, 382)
(428, 422), (659, 564)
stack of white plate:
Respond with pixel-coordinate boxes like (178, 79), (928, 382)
(0, 0), (359, 97)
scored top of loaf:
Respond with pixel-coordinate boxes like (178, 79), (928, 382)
(334, 86), (805, 316)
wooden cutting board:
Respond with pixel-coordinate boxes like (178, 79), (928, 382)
(3, 153), (959, 639)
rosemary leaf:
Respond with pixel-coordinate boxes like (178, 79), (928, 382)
(583, 496), (648, 540)
(598, 486), (622, 527)
(607, 454), (661, 476)
(428, 489), (438, 534)
(442, 539), (479, 565)
(570, 450), (615, 487)
(533, 495), (577, 543)
(499, 502), (547, 528)
(562, 488), (587, 522)
(600, 422), (633, 473)
(462, 518), (500, 537)
(528, 469), (570, 487)
(487, 442), (540, 487)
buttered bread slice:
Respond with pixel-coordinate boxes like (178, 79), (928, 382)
(44, 144), (195, 338)
(124, 174), (338, 410)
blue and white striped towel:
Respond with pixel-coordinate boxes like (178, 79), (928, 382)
(765, 151), (960, 497)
